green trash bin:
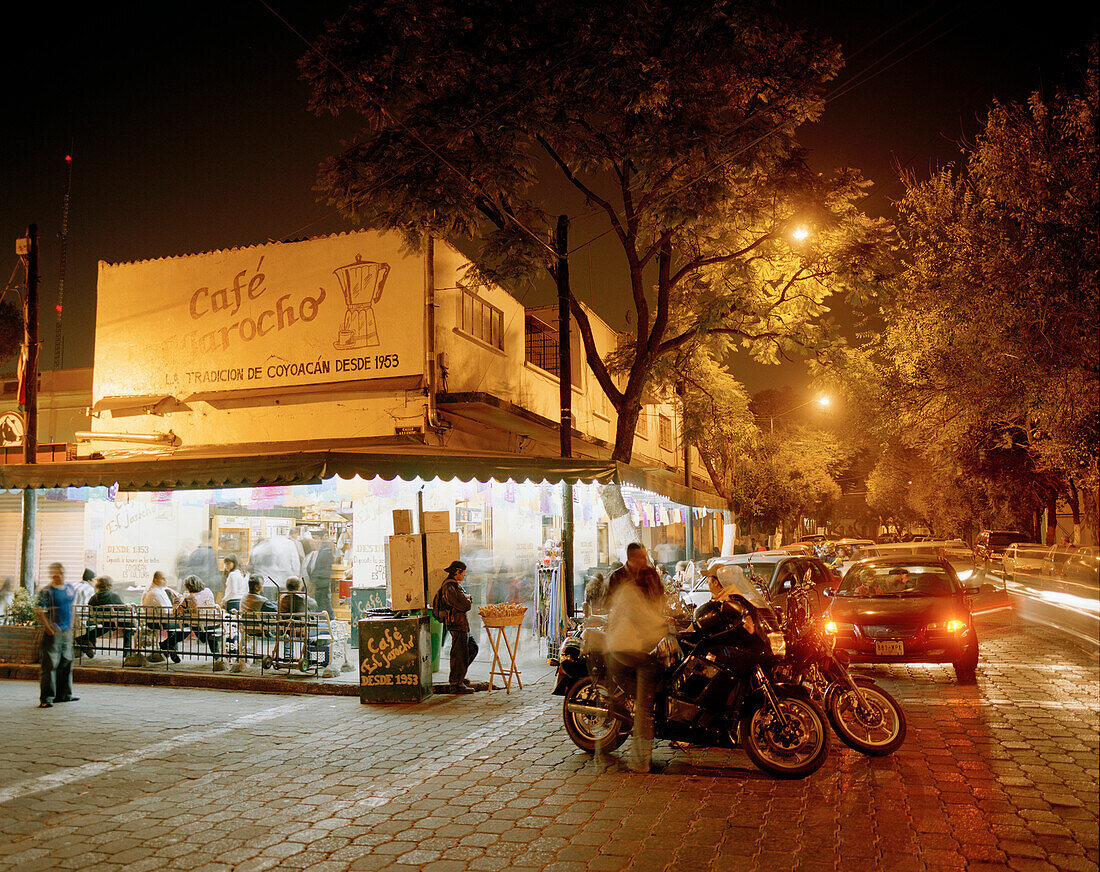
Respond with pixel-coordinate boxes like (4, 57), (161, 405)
(347, 587), (388, 648)
(358, 615), (432, 704)
(429, 615), (442, 673)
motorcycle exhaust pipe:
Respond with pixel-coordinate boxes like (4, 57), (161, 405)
(565, 702), (615, 718)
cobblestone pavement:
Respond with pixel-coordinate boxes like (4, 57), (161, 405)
(1, 610), (1096, 872)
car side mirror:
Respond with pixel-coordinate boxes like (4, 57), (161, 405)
(822, 587), (835, 598)
(965, 584), (981, 595)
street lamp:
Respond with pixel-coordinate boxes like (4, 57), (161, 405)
(770, 395), (830, 433)
(791, 226), (809, 242)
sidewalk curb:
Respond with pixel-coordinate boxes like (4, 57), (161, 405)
(0, 663), (360, 697)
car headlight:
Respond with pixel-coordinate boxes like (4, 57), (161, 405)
(766, 631), (786, 657)
(927, 619), (967, 632)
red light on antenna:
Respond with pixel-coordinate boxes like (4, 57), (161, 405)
(56, 304), (63, 313)
(65, 155), (72, 163)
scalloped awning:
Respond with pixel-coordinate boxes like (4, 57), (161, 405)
(0, 451), (725, 508)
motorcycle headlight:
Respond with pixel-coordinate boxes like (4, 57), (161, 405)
(766, 631), (786, 657)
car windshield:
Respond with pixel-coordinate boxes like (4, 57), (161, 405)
(837, 564), (959, 598)
(990, 532), (1029, 547)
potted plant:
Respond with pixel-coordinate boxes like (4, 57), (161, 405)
(0, 587), (44, 664)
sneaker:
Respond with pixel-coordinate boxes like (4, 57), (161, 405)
(38, 701), (53, 708)
(147, 653), (165, 664)
(450, 684), (476, 694)
(212, 661), (226, 672)
(229, 662), (244, 673)
(55, 696), (80, 703)
(169, 653), (182, 664)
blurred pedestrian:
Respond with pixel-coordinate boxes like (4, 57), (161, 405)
(608, 542), (649, 601)
(606, 565), (667, 772)
(310, 531), (335, 618)
(34, 563), (77, 708)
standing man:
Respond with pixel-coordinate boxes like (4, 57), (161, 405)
(437, 560), (476, 693)
(310, 531), (335, 618)
(34, 562), (78, 708)
(607, 542), (650, 603)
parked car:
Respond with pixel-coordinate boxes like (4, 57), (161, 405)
(688, 552), (836, 612)
(823, 555), (986, 683)
(973, 530), (1033, 568)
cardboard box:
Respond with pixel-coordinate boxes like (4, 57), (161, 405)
(386, 534), (426, 610)
(421, 511), (451, 533)
(392, 509), (413, 535)
(424, 531), (460, 603)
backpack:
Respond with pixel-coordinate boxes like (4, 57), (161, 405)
(431, 581), (452, 626)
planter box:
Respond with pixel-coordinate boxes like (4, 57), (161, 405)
(0, 625), (43, 664)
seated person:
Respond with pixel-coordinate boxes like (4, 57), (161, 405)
(240, 575), (274, 613)
(278, 576), (318, 614)
(142, 571), (187, 662)
(75, 576), (134, 658)
(175, 575), (225, 669)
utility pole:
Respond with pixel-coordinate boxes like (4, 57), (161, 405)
(54, 152), (73, 370)
(556, 215), (574, 619)
(18, 225), (40, 591)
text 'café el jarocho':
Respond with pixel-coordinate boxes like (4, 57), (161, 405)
(0, 229), (729, 636)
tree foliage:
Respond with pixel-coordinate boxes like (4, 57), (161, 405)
(301, 0), (893, 461)
(679, 356), (843, 534)
(828, 44), (1098, 537)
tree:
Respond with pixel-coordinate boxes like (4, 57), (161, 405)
(831, 45), (1098, 540)
(301, 0), (894, 463)
(679, 357), (843, 541)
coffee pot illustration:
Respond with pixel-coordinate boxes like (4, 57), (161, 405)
(333, 254), (389, 350)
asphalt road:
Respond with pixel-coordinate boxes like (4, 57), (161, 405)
(1, 609), (1096, 872)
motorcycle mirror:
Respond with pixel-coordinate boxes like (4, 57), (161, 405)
(822, 587), (836, 598)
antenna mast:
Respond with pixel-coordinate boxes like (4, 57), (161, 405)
(53, 151), (73, 370)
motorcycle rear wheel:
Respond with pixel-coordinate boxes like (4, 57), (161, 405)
(562, 676), (628, 754)
(827, 678), (906, 756)
(740, 690), (829, 779)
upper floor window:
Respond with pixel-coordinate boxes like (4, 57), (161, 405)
(460, 289), (504, 350)
(524, 318), (559, 376)
(635, 409), (648, 440)
(659, 414), (674, 451)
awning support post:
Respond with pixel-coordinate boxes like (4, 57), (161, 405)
(556, 215), (574, 618)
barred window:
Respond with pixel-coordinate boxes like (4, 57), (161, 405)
(460, 289), (504, 350)
(635, 409), (648, 439)
(524, 320), (559, 376)
(659, 414), (673, 451)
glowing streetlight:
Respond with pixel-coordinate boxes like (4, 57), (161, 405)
(791, 226), (809, 242)
(770, 395), (831, 433)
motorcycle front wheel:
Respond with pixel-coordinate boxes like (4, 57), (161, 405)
(740, 690), (829, 778)
(562, 676), (628, 754)
(827, 678), (906, 756)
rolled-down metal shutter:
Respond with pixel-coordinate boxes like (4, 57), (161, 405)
(0, 493), (21, 583)
(34, 499), (87, 589)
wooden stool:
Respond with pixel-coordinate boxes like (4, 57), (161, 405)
(482, 612), (525, 693)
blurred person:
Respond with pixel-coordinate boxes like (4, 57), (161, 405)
(310, 531), (336, 618)
(249, 535), (301, 588)
(608, 542), (649, 601)
(0, 577), (14, 617)
(185, 536), (220, 597)
(605, 565), (667, 772)
(34, 563), (77, 708)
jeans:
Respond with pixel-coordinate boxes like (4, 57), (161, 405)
(609, 651), (659, 771)
(76, 625), (134, 655)
(40, 630), (74, 703)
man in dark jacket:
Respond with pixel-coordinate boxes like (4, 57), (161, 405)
(310, 533), (336, 618)
(606, 542), (650, 604)
(439, 560), (476, 693)
(74, 576), (134, 658)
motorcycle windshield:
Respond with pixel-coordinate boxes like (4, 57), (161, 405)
(708, 563), (769, 610)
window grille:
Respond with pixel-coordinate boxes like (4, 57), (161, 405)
(659, 414), (673, 451)
(524, 321), (559, 376)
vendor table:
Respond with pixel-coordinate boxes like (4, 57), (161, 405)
(482, 612), (525, 693)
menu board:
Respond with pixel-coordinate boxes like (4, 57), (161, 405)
(358, 616), (432, 703)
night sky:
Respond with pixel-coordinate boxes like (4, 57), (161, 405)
(2, 1), (1094, 393)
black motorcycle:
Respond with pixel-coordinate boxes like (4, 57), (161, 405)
(769, 571), (906, 756)
(552, 568), (830, 779)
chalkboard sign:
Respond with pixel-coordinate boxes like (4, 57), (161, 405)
(348, 587), (388, 647)
(358, 616), (432, 704)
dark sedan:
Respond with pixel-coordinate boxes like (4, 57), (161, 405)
(823, 555), (981, 683)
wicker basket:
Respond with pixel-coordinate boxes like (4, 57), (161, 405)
(478, 607), (528, 628)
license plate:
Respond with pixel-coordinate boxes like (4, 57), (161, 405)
(875, 640), (904, 656)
